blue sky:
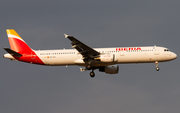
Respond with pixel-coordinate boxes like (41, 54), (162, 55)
(1, 1), (180, 113)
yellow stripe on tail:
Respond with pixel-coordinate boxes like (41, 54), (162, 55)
(6, 29), (22, 39)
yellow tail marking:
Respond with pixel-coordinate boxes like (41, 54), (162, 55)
(6, 29), (22, 39)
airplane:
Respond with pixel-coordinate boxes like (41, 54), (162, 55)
(3, 29), (177, 77)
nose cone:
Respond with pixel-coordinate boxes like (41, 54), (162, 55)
(171, 52), (177, 60)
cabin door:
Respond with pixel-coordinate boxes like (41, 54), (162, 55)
(154, 46), (159, 55)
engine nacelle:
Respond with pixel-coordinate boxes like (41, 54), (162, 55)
(99, 65), (119, 74)
(100, 54), (115, 62)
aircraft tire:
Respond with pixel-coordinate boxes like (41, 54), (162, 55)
(90, 72), (95, 78)
(156, 67), (160, 71)
(86, 65), (91, 70)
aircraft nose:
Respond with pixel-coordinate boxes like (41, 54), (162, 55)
(171, 52), (177, 60)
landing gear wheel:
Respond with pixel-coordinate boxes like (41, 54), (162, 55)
(155, 61), (160, 71)
(156, 67), (160, 71)
(86, 65), (91, 70)
(90, 71), (95, 78)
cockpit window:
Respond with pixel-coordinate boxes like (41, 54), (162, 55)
(164, 49), (170, 51)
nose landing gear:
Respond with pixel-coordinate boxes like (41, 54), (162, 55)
(156, 67), (160, 71)
(155, 61), (160, 71)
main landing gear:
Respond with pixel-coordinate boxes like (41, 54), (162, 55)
(80, 65), (96, 78)
(90, 71), (95, 78)
(86, 64), (91, 70)
(86, 64), (95, 78)
(155, 61), (160, 71)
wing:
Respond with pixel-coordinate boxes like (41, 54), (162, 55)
(64, 34), (100, 60)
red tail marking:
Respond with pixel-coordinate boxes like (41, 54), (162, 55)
(8, 38), (32, 54)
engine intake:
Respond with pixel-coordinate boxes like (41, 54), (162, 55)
(99, 65), (119, 74)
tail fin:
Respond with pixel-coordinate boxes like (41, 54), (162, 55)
(6, 29), (32, 54)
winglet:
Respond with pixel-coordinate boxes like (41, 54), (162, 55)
(64, 34), (69, 38)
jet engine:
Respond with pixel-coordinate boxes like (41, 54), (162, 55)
(99, 65), (119, 74)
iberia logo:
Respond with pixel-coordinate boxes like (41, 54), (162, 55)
(116, 47), (141, 51)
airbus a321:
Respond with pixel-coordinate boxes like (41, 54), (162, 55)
(3, 29), (177, 77)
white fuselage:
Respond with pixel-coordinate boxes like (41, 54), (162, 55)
(34, 46), (177, 66)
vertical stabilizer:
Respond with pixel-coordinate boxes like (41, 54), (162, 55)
(6, 29), (32, 54)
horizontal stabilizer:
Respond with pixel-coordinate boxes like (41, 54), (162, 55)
(4, 48), (22, 57)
